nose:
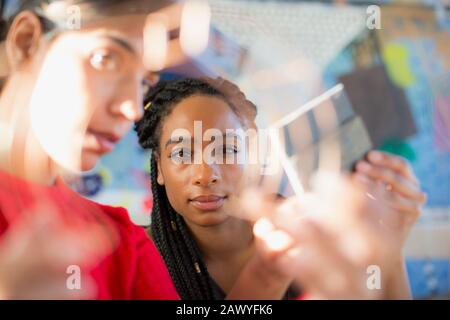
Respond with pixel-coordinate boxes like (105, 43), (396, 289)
(110, 77), (145, 122)
(191, 163), (220, 187)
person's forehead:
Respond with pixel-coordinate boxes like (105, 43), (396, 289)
(77, 14), (147, 53)
(82, 14), (148, 39)
(83, 13), (148, 32)
(2, 0), (175, 26)
(162, 95), (243, 134)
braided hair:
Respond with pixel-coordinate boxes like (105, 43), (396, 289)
(135, 78), (246, 300)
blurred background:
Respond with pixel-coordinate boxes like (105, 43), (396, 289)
(68, 0), (450, 299)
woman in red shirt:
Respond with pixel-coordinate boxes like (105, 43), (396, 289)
(0, 0), (181, 299)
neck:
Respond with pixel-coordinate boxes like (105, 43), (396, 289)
(186, 217), (254, 262)
(0, 135), (57, 186)
(0, 79), (57, 186)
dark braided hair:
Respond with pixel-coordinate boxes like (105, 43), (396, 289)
(0, 1), (5, 41)
(135, 78), (243, 300)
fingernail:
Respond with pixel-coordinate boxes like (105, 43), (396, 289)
(369, 151), (383, 162)
(354, 173), (370, 184)
(357, 161), (372, 172)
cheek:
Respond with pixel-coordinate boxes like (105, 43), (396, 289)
(160, 163), (190, 208)
(80, 151), (100, 171)
(81, 64), (119, 123)
(29, 46), (91, 172)
(83, 68), (136, 131)
(222, 164), (245, 192)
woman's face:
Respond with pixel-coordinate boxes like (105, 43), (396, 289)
(156, 95), (246, 227)
(4, 13), (154, 172)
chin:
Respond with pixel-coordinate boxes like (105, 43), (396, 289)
(192, 211), (230, 227)
(80, 152), (100, 172)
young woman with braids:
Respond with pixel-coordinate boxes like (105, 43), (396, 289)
(135, 77), (427, 300)
(135, 77), (298, 300)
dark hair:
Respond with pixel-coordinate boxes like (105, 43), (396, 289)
(135, 78), (248, 300)
(0, 0), (64, 42)
(0, 0), (172, 42)
(0, 0), (5, 41)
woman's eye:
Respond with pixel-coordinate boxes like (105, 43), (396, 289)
(223, 145), (239, 154)
(170, 148), (192, 163)
(90, 51), (120, 71)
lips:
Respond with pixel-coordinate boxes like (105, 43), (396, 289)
(189, 195), (226, 211)
(87, 129), (121, 153)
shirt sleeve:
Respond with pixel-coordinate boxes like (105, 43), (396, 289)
(94, 204), (179, 300)
(130, 222), (180, 300)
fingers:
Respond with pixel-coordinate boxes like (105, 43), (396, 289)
(156, 2), (184, 33)
(143, 3), (188, 70)
(43, 223), (115, 267)
(0, 212), (103, 299)
(0, 202), (116, 300)
(291, 220), (372, 300)
(253, 218), (299, 279)
(355, 160), (427, 205)
(4, 204), (114, 264)
(164, 38), (188, 68)
(252, 217), (305, 283)
(269, 196), (308, 233)
(387, 193), (421, 215)
(354, 161), (426, 219)
(365, 151), (418, 184)
(352, 169), (423, 254)
(254, 216), (356, 298)
(247, 174), (390, 299)
(254, 218), (294, 254)
(10, 275), (96, 300)
(239, 188), (279, 221)
(354, 170), (421, 211)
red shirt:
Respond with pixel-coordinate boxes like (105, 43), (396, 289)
(0, 170), (179, 300)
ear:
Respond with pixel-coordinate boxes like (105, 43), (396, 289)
(5, 11), (43, 72)
(154, 153), (165, 185)
(0, 42), (9, 79)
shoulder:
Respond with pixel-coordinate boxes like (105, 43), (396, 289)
(86, 201), (148, 248)
(89, 201), (178, 299)
(95, 202), (137, 232)
(95, 202), (179, 299)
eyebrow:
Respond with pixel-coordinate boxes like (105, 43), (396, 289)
(103, 35), (137, 56)
(164, 133), (243, 150)
(165, 136), (189, 149)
